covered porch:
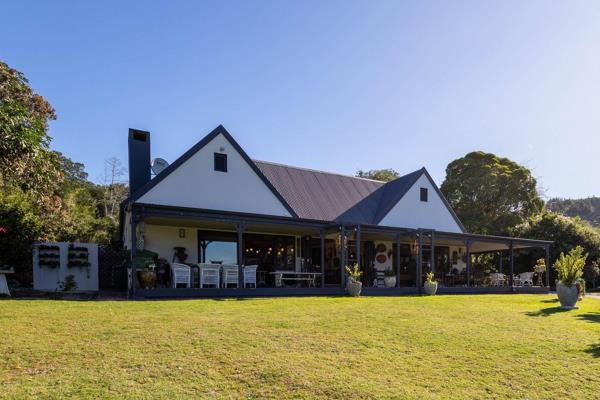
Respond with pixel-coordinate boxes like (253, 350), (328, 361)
(127, 204), (551, 298)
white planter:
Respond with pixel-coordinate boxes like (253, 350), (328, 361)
(423, 281), (438, 296)
(347, 280), (362, 297)
(384, 276), (396, 288)
(556, 282), (579, 309)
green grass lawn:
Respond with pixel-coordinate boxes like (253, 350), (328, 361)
(0, 295), (599, 399)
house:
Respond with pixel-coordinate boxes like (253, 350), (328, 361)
(121, 125), (551, 298)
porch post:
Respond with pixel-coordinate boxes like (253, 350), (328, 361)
(340, 225), (346, 288)
(509, 240), (515, 289)
(129, 209), (138, 299)
(395, 233), (401, 288)
(237, 222), (245, 288)
(417, 230), (423, 292)
(430, 231), (435, 274)
(465, 240), (471, 287)
(545, 245), (551, 288)
(355, 225), (361, 270)
(499, 250), (503, 274)
(320, 230), (325, 288)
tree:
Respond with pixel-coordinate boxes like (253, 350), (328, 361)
(547, 197), (600, 227)
(356, 168), (399, 182)
(440, 151), (544, 235)
(100, 157), (128, 221)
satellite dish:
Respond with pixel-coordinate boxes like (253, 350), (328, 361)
(151, 158), (169, 175)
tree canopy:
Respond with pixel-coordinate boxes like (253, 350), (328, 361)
(440, 151), (544, 235)
(356, 168), (399, 182)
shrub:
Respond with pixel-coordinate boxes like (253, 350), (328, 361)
(554, 246), (587, 287)
(384, 269), (396, 277)
(345, 264), (362, 283)
(425, 272), (436, 284)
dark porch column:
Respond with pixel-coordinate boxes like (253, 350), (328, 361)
(129, 210), (138, 299)
(237, 222), (245, 288)
(320, 230), (325, 288)
(509, 240), (515, 289)
(355, 226), (361, 270)
(417, 230), (423, 292)
(545, 245), (551, 288)
(430, 231), (435, 274)
(340, 225), (346, 288)
(395, 233), (401, 288)
(465, 240), (471, 287)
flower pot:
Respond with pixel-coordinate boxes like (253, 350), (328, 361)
(556, 282), (579, 309)
(347, 279), (362, 297)
(137, 270), (157, 289)
(384, 276), (396, 288)
(423, 281), (438, 296)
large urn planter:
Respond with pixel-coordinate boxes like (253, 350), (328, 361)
(423, 281), (438, 296)
(347, 279), (362, 297)
(384, 276), (396, 288)
(556, 282), (579, 309)
(138, 270), (157, 289)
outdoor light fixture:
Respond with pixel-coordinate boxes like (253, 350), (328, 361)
(178, 229), (185, 238)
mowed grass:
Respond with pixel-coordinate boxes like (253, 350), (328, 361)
(0, 295), (599, 399)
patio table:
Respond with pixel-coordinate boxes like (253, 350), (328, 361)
(269, 271), (322, 288)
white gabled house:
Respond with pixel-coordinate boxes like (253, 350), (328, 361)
(121, 125), (551, 298)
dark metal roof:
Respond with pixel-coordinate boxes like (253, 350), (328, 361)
(254, 160), (427, 224)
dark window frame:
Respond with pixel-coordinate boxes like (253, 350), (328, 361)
(420, 187), (428, 202)
(214, 152), (227, 172)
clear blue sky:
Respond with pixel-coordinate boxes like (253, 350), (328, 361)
(2, 1), (599, 199)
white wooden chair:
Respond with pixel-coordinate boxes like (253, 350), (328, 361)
(221, 264), (239, 288)
(515, 272), (534, 287)
(243, 265), (258, 288)
(490, 273), (506, 287)
(199, 264), (221, 288)
(171, 263), (191, 288)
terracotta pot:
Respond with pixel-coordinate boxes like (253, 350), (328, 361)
(556, 282), (579, 309)
(384, 276), (396, 288)
(138, 270), (157, 289)
(347, 279), (362, 297)
(423, 281), (438, 296)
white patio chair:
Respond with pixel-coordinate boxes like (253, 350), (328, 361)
(221, 264), (239, 288)
(490, 273), (506, 287)
(515, 272), (534, 287)
(171, 263), (191, 288)
(199, 264), (221, 288)
(243, 265), (258, 288)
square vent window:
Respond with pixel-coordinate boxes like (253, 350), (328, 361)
(420, 187), (428, 202)
(214, 153), (227, 172)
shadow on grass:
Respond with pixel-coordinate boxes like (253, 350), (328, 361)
(577, 312), (600, 324)
(541, 299), (559, 304)
(585, 344), (600, 358)
(525, 307), (572, 317)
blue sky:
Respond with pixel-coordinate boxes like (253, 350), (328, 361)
(2, 1), (599, 198)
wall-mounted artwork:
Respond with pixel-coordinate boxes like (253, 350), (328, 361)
(376, 243), (387, 253)
(376, 254), (387, 264)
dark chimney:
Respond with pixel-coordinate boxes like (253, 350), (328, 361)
(128, 128), (151, 196)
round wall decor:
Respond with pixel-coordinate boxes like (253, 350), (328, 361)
(376, 254), (387, 264)
(376, 243), (387, 253)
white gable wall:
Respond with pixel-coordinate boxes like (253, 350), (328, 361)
(138, 133), (292, 217)
(378, 174), (463, 233)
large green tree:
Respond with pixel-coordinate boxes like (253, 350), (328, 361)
(356, 168), (399, 182)
(440, 151), (544, 235)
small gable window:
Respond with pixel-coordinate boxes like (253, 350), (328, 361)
(214, 153), (227, 172)
(420, 187), (428, 202)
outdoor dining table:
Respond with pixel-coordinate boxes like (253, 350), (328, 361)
(269, 271), (322, 288)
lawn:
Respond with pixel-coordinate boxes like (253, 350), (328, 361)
(0, 295), (599, 399)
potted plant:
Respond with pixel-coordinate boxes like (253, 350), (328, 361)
(423, 272), (438, 295)
(383, 269), (396, 288)
(137, 263), (157, 289)
(554, 246), (587, 309)
(534, 258), (546, 286)
(345, 264), (362, 297)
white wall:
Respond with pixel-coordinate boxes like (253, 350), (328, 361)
(138, 133), (292, 217)
(379, 174), (463, 233)
(33, 242), (98, 291)
(143, 225), (199, 263)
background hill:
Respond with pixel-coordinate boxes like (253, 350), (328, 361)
(547, 197), (600, 227)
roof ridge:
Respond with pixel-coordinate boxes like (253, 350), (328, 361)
(252, 159), (386, 184)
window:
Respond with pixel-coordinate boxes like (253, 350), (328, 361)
(420, 187), (428, 202)
(214, 153), (227, 172)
